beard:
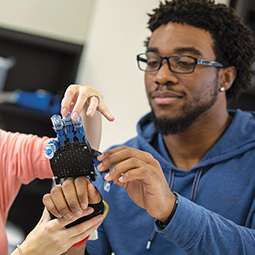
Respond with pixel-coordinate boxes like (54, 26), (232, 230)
(150, 80), (219, 136)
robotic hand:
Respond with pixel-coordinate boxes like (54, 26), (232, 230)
(44, 113), (112, 192)
(44, 113), (110, 228)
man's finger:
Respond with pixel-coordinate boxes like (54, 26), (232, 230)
(74, 176), (90, 210)
(62, 179), (84, 217)
(42, 193), (62, 218)
(50, 185), (74, 220)
(87, 182), (102, 204)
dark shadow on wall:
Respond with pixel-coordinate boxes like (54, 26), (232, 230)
(228, 0), (255, 112)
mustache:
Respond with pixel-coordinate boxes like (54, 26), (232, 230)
(149, 85), (186, 98)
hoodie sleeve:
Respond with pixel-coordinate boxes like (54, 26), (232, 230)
(155, 194), (255, 255)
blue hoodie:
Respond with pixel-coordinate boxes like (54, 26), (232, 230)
(87, 109), (255, 255)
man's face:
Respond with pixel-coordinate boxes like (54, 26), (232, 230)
(145, 22), (221, 135)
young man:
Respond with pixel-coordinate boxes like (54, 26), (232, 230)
(45, 0), (255, 254)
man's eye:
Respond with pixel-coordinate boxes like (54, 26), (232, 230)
(176, 61), (194, 68)
(147, 61), (160, 67)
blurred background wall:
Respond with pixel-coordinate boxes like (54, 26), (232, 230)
(0, 0), (94, 44)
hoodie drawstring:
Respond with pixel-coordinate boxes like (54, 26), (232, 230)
(146, 168), (203, 249)
(190, 168), (203, 202)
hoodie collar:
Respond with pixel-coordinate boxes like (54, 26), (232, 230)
(137, 109), (255, 170)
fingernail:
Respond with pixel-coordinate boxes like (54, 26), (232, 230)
(74, 210), (82, 217)
(87, 109), (94, 116)
(104, 173), (110, 181)
(97, 153), (104, 160)
(85, 207), (94, 214)
(71, 111), (79, 120)
(98, 215), (104, 222)
(97, 163), (103, 170)
(56, 213), (62, 218)
(119, 176), (124, 182)
(65, 213), (73, 220)
(61, 107), (68, 116)
(81, 203), (87, 210)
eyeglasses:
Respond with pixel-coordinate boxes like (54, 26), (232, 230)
(136, 53), (224, 74)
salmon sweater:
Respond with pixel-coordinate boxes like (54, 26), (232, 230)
(0, 129), (53, 255)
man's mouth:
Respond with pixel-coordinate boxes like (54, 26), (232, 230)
(151, 91), (183, 105)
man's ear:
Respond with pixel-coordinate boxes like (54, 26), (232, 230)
(218, 66), (237, 91)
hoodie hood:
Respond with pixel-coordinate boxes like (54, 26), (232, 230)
(135, 109), (255, 171)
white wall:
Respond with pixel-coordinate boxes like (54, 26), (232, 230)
(0, 0), (95, 44)
(76, 0), (156, 151)
(76, 0), (230, 151)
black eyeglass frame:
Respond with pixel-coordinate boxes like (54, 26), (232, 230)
(136, 53), (224, 74)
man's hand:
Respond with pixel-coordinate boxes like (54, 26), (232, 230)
(43, 177), (102, 220)
(97, 146), (176, 223)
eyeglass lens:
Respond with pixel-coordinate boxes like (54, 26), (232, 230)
(138, 53), (196, 73)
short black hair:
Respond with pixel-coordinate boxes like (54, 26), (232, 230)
(145, 0), (255, 101)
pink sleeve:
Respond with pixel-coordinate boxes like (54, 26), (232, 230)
(0, 129), (53, 223)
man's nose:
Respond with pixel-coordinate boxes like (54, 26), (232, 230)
(153, 60), (178, 85)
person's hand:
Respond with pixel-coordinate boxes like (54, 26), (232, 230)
(43, 176), (102, 220)
(61, 84), (114, 121)
(97, 146), (176, 222)
(16, 206), (104, 255)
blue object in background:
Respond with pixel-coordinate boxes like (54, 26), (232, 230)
(16, 90), (61, 115)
